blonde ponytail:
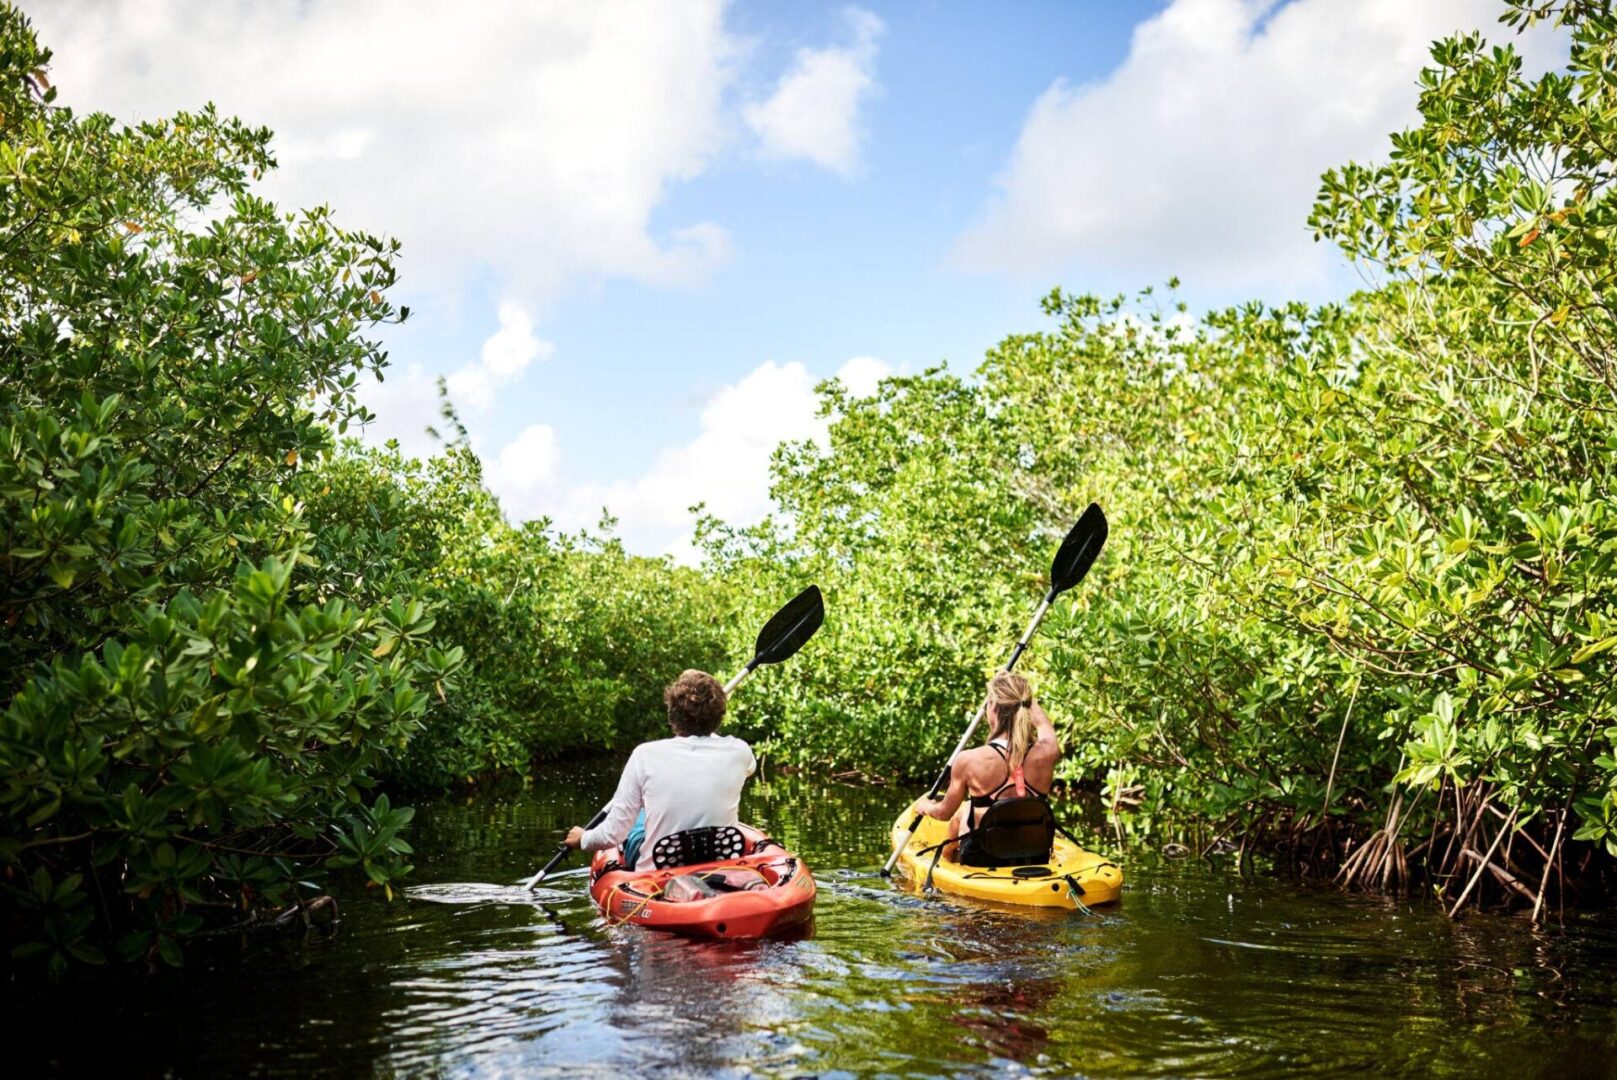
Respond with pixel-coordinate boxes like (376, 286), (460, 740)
(987, 670), (1037, 772)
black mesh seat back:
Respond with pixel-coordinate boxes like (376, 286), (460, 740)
(956, 797), (1055, 868)
(651, 825), (747, 870)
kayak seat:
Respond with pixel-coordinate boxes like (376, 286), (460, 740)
(955, 796), (1055, 868)
(651, 825), (748, 870)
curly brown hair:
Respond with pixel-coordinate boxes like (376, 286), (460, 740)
(664, 669), (727, 736)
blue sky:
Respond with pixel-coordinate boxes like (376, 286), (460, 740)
(492, 6), (1145, 466)
(35, 0), (1555, 556)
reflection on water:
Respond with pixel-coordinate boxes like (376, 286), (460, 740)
(405, 881), (581, 906)
(12, 759), (1617, 1077)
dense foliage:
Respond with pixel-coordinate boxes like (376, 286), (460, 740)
(7, 0), (1615, 981)
(0, 7), (463, 974)
(306, 439), (731, 787)
(710, 1), (1617, 916)
(0, 6), (727, 976)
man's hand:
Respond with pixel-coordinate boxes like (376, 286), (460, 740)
(564, 826), (586, 849)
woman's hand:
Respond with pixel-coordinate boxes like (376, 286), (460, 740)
(917, 798), (945, 820)
(563, 826), (586, 849)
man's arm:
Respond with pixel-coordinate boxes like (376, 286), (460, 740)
(566, 750), (644, 852)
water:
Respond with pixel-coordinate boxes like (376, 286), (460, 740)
(13, 760), (1617, 1077)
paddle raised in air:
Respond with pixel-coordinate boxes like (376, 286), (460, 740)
(522, 584), (825, 890)
(881, 503), (1107, 878)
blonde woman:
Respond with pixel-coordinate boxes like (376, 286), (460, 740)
(916, 671), (1060, 861)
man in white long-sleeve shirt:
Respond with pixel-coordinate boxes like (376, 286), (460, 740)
(563, 669), (755, 870)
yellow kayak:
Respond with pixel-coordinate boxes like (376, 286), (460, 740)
(889, 801), (1123, 910)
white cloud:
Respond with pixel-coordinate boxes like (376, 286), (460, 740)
(445, 303), (552, 410)
(834, 355), (890, 398)
(953, 0), (1565, 291)
(489, 424), (562, 514)
(744, 7), (883, 176)
(33, 0), (740, 297)
(480, 306), (550, 379)
(357, 303), (550, 458)
(490, 356), (891, 557)
(354, 361), (444, 462)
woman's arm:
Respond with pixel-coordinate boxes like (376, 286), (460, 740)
(917, 761), (971, 821)
(1031, 701), (1059, 753)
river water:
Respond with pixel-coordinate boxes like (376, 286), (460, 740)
(14, 760), (1617, 1077)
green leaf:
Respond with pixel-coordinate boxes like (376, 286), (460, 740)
(157, 936), (184, 968)
(1571, 635), (1617, 665)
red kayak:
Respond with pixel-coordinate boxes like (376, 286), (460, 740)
(588, 824), (815, 939)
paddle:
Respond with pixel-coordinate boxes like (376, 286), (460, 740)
(881, 503), (1108, 878)
(521, 584), (826, 889)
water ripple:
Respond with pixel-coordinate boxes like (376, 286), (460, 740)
(12, 771), (1617, 1078)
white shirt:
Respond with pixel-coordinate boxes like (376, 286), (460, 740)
(580, 734), (757, 870)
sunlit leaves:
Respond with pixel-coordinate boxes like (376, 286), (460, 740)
(0, 6), (446, 975)
(704, 1), (1617, 896)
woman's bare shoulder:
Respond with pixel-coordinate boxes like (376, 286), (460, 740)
(952, 745), (999, 779)
(954, 744), (996, 767)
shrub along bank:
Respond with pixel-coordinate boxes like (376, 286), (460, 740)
(706, 2), (1617, 918)
(0, 7), (726, 976)
(304, 440), (732, 788)
(7, 0), (1617, 979)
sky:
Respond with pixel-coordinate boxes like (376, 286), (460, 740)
(31, 0), (1561, 558)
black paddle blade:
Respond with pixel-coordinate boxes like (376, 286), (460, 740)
(1049, 503), (1108, 595)
(751, 584), (825, 668)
